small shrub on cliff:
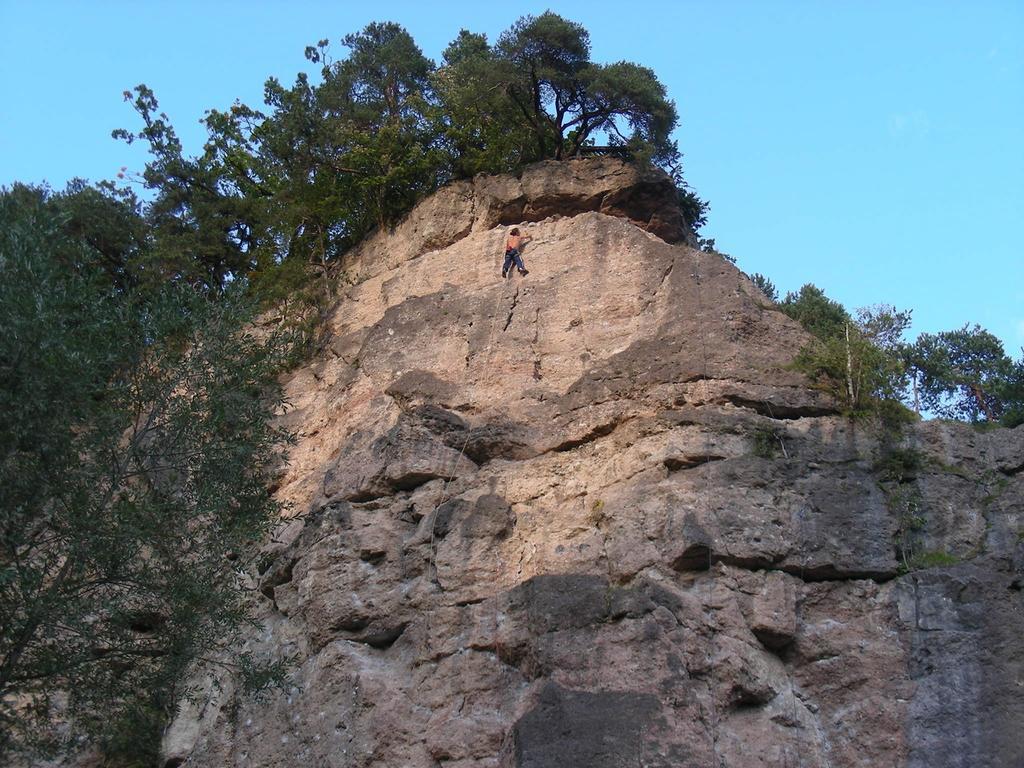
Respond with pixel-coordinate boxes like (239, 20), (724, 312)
(906, 550), (960, 572)
(781, 286), (912, 414)
(887, 484), (927, 573)
(874, 446), (924, 483)
(749, 273), (778, 303)
(751, 426), (781, 458)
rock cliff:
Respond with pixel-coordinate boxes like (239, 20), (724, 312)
(164, 158), (1024, 768)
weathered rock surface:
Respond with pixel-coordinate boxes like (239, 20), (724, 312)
(339, 156), (693, 285)
(163, 159), (1024, 768)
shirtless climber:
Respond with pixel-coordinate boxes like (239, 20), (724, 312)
(502, 227), (531, 278)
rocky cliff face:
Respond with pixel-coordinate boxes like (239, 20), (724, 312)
(164, 158), (1024, 768)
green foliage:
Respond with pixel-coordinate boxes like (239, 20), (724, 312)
(677, 186), (709, 235)
(778, 281), (1019, 429)
(1, 180), (150, 293)
(0, 188), (291, 759)
(113, 14), (704, 302)
(749, 273), (778, 302)
(114, 85), (260, 292)
(906, 550), (960, 571)
(432, 30), (539, 177)
(751, 426), (781, 458)
(780, 284), (850, 341)
(907, 325), (1022, 425)
(484, 12), (679, 165)
(874, 446), (924, 483)
(876, 446), (970, 574)
(787, 318), (897, 412)
(875, 397), (920, 433)
(876, 442), (926, 574)
(433, 12), (685, 175)
(885, 482), (927, 573)
(781, 287), (912, 414)
(696, 236), (735, 263)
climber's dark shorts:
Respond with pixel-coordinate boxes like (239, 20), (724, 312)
(503, 248), (525, 272)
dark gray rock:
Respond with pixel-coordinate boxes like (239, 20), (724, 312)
(507, 682), (660, 768)
(904, 559), (1024, 768)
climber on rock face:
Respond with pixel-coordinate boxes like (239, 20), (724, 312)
(502, 227), (531, 278)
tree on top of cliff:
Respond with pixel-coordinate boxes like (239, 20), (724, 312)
(435, 13), (680, 174)
(113, 13), (699, 297)
(781, 285), (913, 413)
(498, 13), (678, 163)
(908, 326), (1023, 425)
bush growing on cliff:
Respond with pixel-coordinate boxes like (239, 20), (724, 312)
(749, 273), (778, 302)
(0, 188), (291, 759)
(780, 286), (912, 413)
(777, 282), (1023, 425)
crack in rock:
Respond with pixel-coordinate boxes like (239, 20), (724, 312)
(503, 287), (520, 332)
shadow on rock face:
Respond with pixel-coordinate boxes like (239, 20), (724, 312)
(434, 493), (516, 541)
(505, 681), (660, 768)
(508, 573), (612, 634)
(324, 387), (542, 503)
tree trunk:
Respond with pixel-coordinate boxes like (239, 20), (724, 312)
(970, 383), (995, 421)
(845, 322), (855, 407)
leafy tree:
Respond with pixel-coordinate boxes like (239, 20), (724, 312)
(433, 14), (690, 186)
(335, 22), (434, 124)
(909, 325), (1020, 423)
(678, 186), (710, 241)
(995, 357), (1024, 427)
(324, 23), (445, 229)
(780, 284), (849, 340)
(780, 284), (1020, 425)
(114, 86), (260, 292)
(431, 30), (536, 176)
(854, 304), (913, 402)
(0, 188), (290, 760)
(781, 286), (911, 412)
(857, 304), (913, 354)
(53, 180), (150, 291)
(0, 181), (149, 293)
(487, 12), (680, 165)
(124, 23), (447, 300)
(114, 16), (704, 299)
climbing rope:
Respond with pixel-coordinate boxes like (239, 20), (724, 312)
(422, 241), (522, 698)
(764, 401), (790, 459)
(427, 244), (518, 588)
(691, 250), (722, 767)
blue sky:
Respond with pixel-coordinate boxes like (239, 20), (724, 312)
(1, 1), (1021, 353)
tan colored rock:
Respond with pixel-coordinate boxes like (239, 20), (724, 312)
(340, 156), (692, 286)
(162, 161), (1024, 768)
